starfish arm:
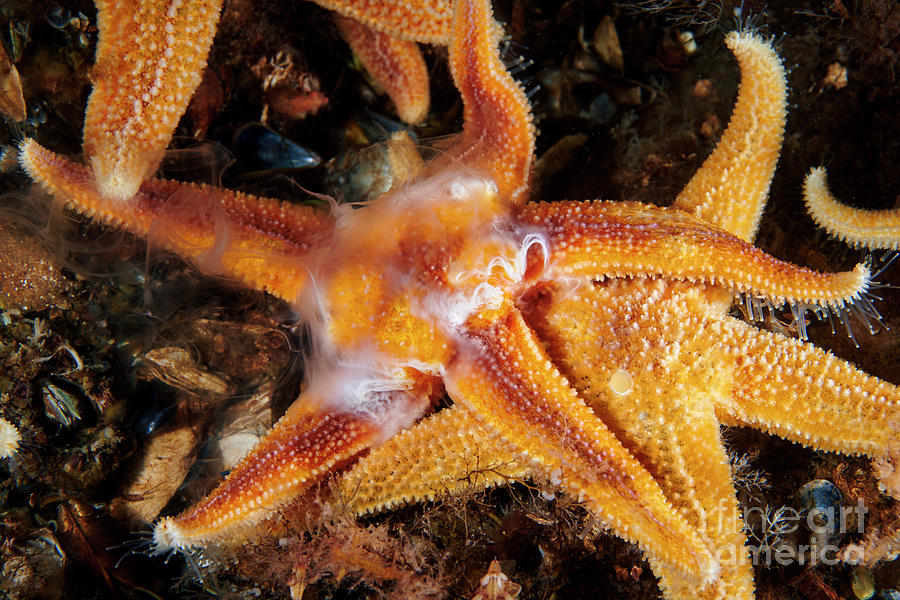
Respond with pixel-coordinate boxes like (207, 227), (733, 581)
(644, 434), (754, 600)
(309, 0), (452, 44)
(519, 200), (872, 311)
(19, 140), (331, 302)
(445, 299), (720, 587)
(530, 282), (763, 599)
(85, 0), (224, 200)
(804, 167), (900, 251)
(713, 316), (900, 459)
(445, 0), (535, 207)
(672, 31), (787, 242)
(336, 404), (530, 516)
(335, 16), (429, 125)
(152, 398), (380, 552)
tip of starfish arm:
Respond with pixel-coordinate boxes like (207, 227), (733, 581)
(152, 514), (250, 555)
(735, 261), (881, 342)
(725, 29), (771, 48)
(89, 157), (147, 202)
(17, 138), (52, 183)
(808, 260), (884, 338)
(724, 30), (783, 71)
(18, 139), (101, 201)
(804, 166), (900, 251)
(151, 516), (188, 554)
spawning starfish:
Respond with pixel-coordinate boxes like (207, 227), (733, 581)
(16, 1), (900, 599)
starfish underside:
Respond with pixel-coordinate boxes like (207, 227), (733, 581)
(16, 1), (900, 599)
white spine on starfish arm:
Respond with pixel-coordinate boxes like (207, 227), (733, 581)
(732, 262), (882, 344)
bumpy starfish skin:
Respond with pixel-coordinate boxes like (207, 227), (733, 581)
(804, 167), (900, 250)
(334, 16), (430, 124)
(445, 296), (727, 583)
(445, 0), (534, 207)
(531, 281), (756, 598)
(520, 200), (871, 307)
(310, 0), (453, 44)
(528, 277), (900, 599)
(672, 33), (786, 242)
(158, 403), (381, 545)
(334, 28), (899, 600)
(16, 1), (900, 598)
(19, 140), (330, 303)
(336, 403), (528, 515)
(85, 0), (224, 201)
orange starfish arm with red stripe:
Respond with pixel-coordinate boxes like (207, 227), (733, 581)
(446, 298), (721, 587)
(443, 0), (535, 206)
(335, 16), (430, 125)
(153, 384), (442, 550)
(19, 139), (331, 303)
(85, 0), (224, 200)
(154, 402), (378, 549)
(309, 0), (453, 44)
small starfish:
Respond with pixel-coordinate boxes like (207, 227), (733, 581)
(804, 166), (900, 251)
(16, 1), (900, 600)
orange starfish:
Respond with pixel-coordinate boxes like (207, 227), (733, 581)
(332, 27), (900, 600)
(17, 1), (900, 599)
